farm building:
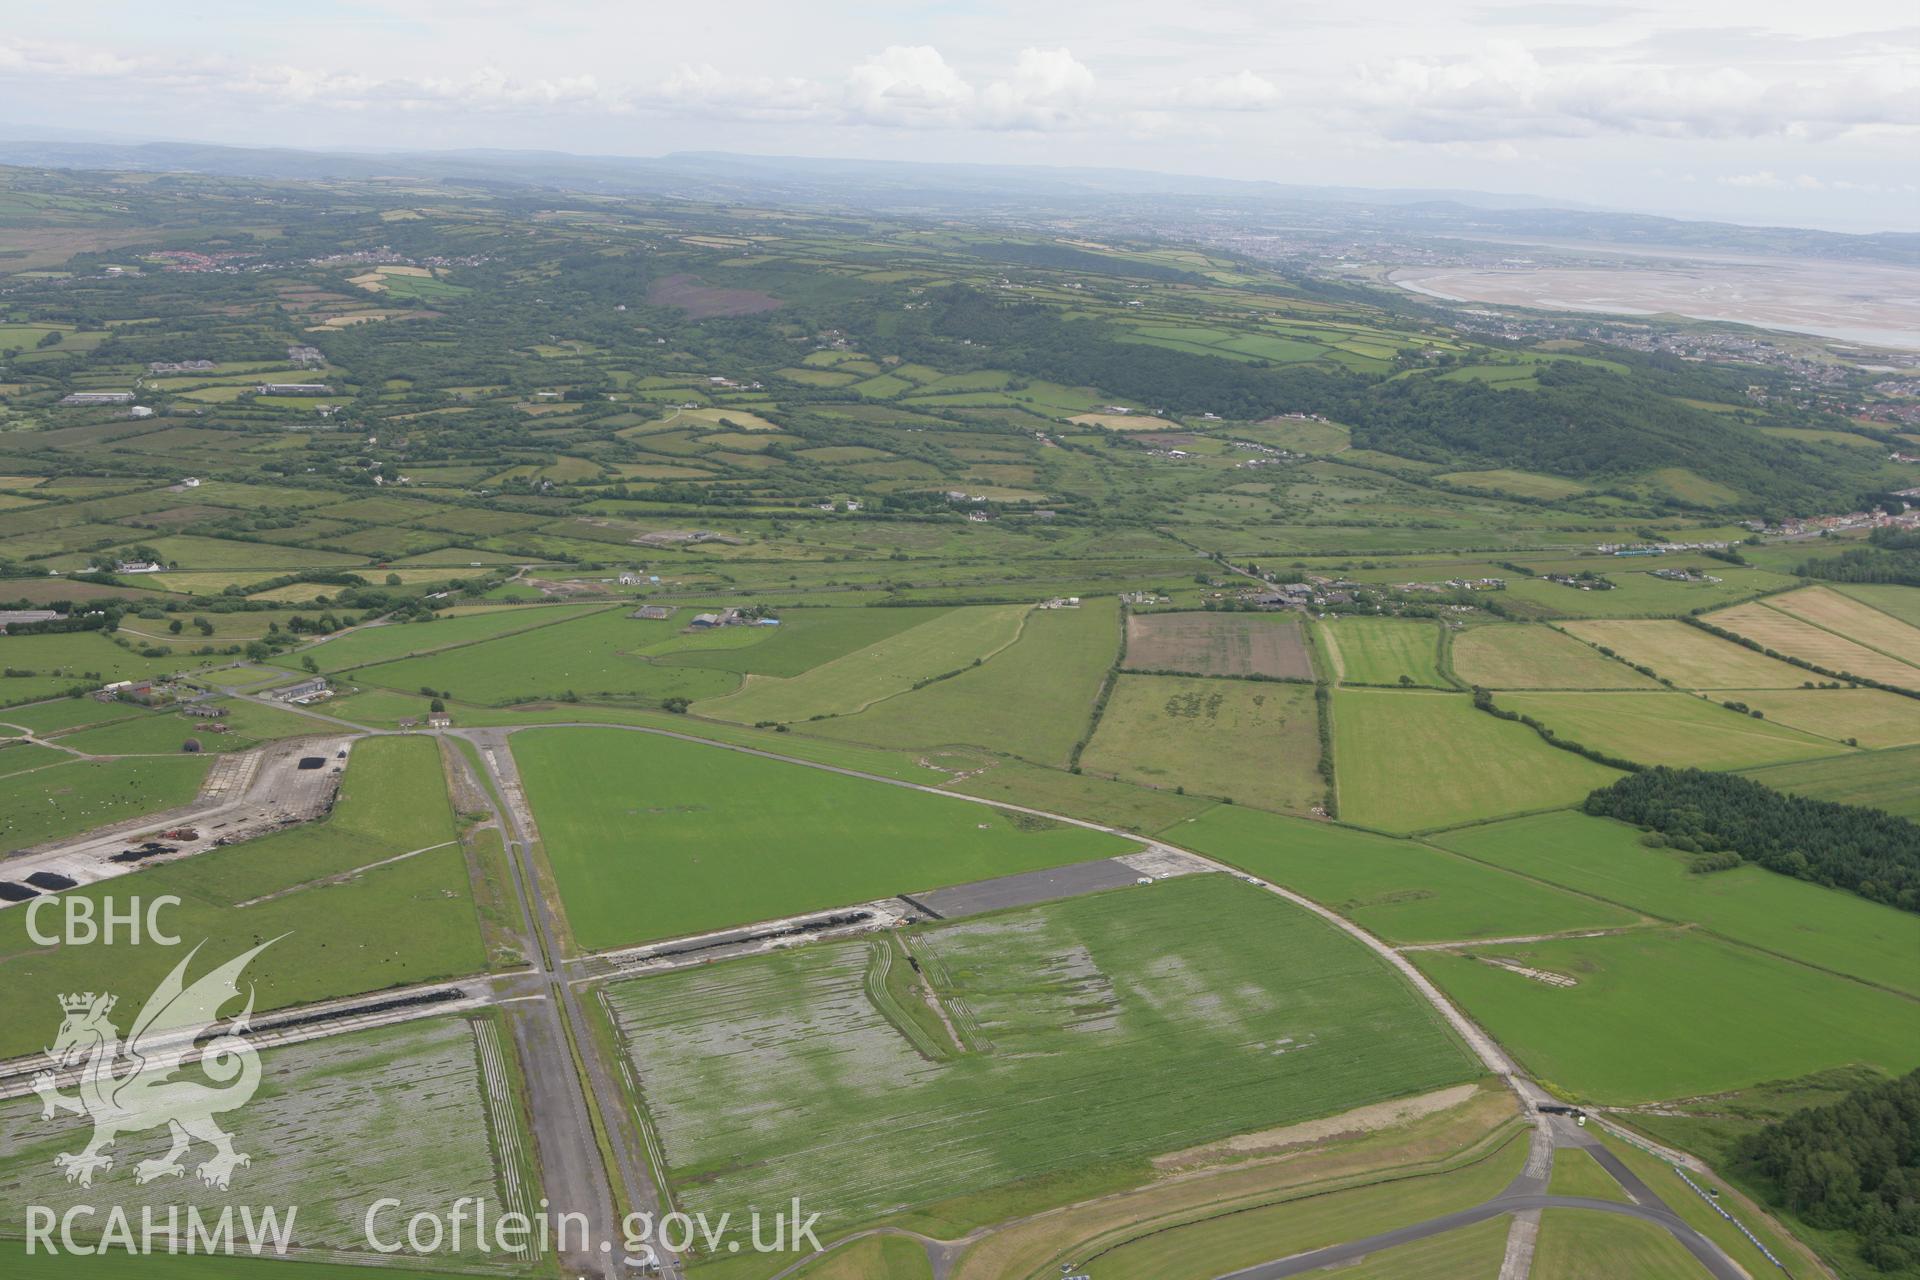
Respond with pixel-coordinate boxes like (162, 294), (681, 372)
(58, 391), (135, 405)
(257, 383), (333, 395)
(0, 610), (58, 632)
(630, 606), (673, 620)
(272, 677), (332, 705)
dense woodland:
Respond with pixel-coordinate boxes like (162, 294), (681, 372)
(1801, 528), (1920, 587)
(1583, 768), (1920, 911)
(1738, 1070), (1920, 1272)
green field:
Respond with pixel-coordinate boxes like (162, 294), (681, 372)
(0, 740), (63, 776)
(350, 608), (740, 705)
(696, 605), (1030, 723)
(1561, 620), (1813, 689)
(1496, 691), (1844, 769)
(512, 727), (1132, 950)
(607, 874), (1480, 1226)
(1437, 810), (1920, 994)
(1452, 625), (1661, 690)
(1320, 617), (1450, 688)
(1719, 687), (1920, 748)
(1415, 928), (1920, 1102)
(662, 606), (954, 677)
(0, 696), (159, 736)
(945, 758), (1216, 834)
(1076, 1136), (1527, 1280)
(1171, 805), (1636, 943)
(1741, 744), (1920, 819)
(0, 754), (211, 853)
(54, 698), (329, 755)
(1835, 584), (1920, 630)
(1332, 690), (1621, 833)
(1080, 674), (1323, 812)
(805, 599), (1118, 766)
(0, 632), (195, 706)
(0, 1016), (520, 1261)
(1546, 1146), (1632, 1203)
(1532, 1210), (1708, 1279)
(1502, 567), (1796, 619)
(284, 602), (611, 672)
(0, 736), (484, 1056)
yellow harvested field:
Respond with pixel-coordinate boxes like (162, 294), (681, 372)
(1707, 601), (1920, 688)
(1069, 412), (1181, 431)
(1765, 586), (1920, 668)
(1731, 689), (1920, 749)
(1560, 620), (1813, 690)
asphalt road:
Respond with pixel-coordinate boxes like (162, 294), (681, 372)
(462, 729), (684, 1279)
(56, 682), (1758, 1280)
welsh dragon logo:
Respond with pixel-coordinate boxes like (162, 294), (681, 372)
(31, 940), (275, 1190)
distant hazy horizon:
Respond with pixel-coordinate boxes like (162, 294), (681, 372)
(2, 0), (1914, 233)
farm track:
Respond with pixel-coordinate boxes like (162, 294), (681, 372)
(8, 691), (1771, 1280)
(438, 718), (1754, 1280)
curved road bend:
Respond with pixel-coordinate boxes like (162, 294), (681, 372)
(438, 720), (1755, 1280)
(197, 693), (1751, 1280)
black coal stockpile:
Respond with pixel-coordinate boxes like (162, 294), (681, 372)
(25, 872), (76, 891)
(0, 882), (38, 902)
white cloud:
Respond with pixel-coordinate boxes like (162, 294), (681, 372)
(979, 48), (1097, 129)
(1164, 70), (1284, 110)
(653, 64), (825, 119)
(845, 46), (977, 126)
(1346, 39), (1920, 142)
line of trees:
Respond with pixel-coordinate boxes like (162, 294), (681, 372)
(1582, 767), (1920, 911)
(1736, 1069), (1920, 1272)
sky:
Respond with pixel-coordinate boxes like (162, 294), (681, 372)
(3, 1), (1917, 232)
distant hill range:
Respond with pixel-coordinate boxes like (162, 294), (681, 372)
(1, 137), (1915, 266)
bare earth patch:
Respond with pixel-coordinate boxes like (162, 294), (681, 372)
(645, 272), (782, 318)
(1153, 1083), (1483, 1170)
(1125, 612), (1315, 679)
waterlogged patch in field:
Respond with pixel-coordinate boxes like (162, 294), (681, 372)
(0, 1017), (517, 1260)
(1122, 612), (1316, 679)
(1451, 625), (1659, 690)
(1415, 928), (1920, 1101)
(513, 728), (1130, 949)
(696, 605), (1030, 723)
(608, 875), (1478, 1227)
(1494, 691), (1841, 769)
(1332, 690), (1620, 833)
(1080, 675), (1323, 812)
(1172, 805), (1636, 944)
(1320, 618), (1448, 688)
